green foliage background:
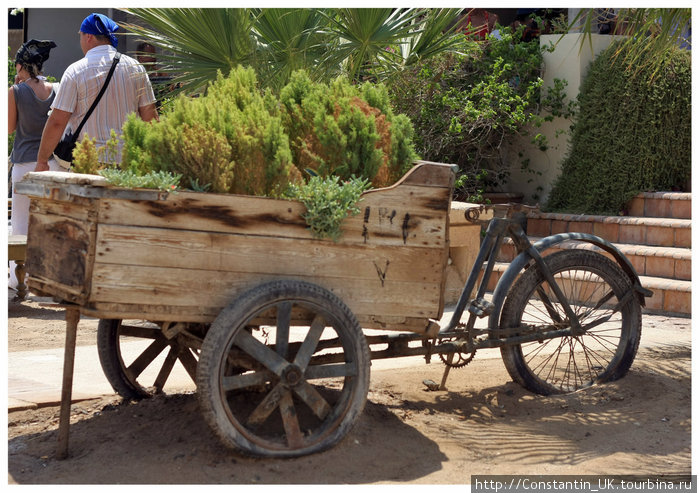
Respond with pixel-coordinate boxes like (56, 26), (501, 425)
(546, 42), (691, 214)
(388, 27), (547, 201)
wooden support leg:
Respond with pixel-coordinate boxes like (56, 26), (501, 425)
(56, 307), (80, 460)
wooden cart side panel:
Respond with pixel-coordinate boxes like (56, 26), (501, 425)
(22, 162), (454, 332)
(25, 198), (98, 303)
(372, 160), (455, 188)
(96, 183), (451, 248)
(94, 225), (445, 284)
(80, 302), (433, 332)
(88, 263), (442, 319)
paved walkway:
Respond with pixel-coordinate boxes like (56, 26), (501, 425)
(7, 295), (692, 412)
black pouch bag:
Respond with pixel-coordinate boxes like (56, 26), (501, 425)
(53, 132), (77, 163)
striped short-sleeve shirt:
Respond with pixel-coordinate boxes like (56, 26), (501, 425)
(52, 45), (156, 160)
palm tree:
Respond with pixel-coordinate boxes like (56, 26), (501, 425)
(123, 8), (256, 97)
(251, 8), (330, 91)
(122, 7), (464, 94)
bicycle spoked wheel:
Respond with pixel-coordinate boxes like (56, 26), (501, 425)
(499, 250), (642, 395)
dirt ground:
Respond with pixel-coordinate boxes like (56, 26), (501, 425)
(7, 294), (692, 484)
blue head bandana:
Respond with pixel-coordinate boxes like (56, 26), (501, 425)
(80, 13), (119, 48)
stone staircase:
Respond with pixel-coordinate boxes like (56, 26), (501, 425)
(491, 192), (691, 317)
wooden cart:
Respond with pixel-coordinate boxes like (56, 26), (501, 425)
(18, 161), (454, 457)
(17, 160), (647, 458)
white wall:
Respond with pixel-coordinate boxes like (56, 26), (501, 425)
(505, 34), (623, 204)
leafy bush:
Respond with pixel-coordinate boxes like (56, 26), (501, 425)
(388, 27), (548, 201)
(546, 42), (691, 214)
(286, 175), (370, 241)
(114, 66), (418, 239)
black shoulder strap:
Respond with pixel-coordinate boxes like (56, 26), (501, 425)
(71, 52), (121, 140)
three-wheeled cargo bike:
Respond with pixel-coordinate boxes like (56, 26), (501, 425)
(17, 161), (651, 458)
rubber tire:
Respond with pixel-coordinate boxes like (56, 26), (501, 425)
(97, 319), (151, 400)
(499, 250), (642, 395)
(197, 280), (370, 458)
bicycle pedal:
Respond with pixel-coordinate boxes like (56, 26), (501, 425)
(468, 298), (495, 318)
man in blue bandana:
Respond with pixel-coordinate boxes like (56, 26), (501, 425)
(80, 13), (120, 49)
(35, 12), (158, 171)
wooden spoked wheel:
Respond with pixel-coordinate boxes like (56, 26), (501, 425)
(197, 280), (370, 457)
(97, 319), (203, 399)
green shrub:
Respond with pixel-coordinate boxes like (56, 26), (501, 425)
(115, 66), (419, 239)
(286, 175), (370, 241)
(546, 42), (691, 214)
(279, 71), (417, 187)
(122, 66), (300, 197)
(122, 66), (417, 196)
(388, 28), (546, 201)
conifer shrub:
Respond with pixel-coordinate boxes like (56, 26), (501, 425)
(115, 66), (419, 240)
(546, 42), (691, 214)
(279, 71), (417, 188)
(121, 66), (417, 196)
(122, 66), (300, 197)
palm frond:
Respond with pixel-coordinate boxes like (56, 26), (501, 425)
(567, 8), (691, 78)
(123, 8), (255, 96)
(251, 8), (331, 89)
(320, 8), (422, 82)
(399, 8), (465, 67)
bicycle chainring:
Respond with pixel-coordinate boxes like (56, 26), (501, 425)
(439, 348), (476, 368)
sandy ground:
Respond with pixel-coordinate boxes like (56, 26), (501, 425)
(7, 294), (692, 484)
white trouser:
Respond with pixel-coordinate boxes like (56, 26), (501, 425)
(9, 159), (63, 289)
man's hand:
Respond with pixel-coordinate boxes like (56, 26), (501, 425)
(34, 161), (50, 172)
(138, 102), (158, 123)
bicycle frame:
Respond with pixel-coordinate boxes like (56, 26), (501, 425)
(439, 205), (650, 347)
(341, 204), (651, 371)
(439, 208), (578, 344)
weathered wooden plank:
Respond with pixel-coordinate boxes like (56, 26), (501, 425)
(88, 264), (441, 320)
(94, 224), (445, 284)
(25, 212), (92, 298)
(17, 171), (167, 201)
(96, 184), (450, 248)
(27, 276), (85, 301)
(21, 170), (108, 186)
(80, 302), (435, 332)
(386, 161), (456, 188)
(29, 196), (94, 223)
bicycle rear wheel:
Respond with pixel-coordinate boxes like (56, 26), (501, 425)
(499, 250), (642, 395)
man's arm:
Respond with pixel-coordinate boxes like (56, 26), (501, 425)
(36, 108), (72, 171)
(138, 103), (158, 123)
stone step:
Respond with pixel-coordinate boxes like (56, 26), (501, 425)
(526, 213), (691, 248)
(484, 263), (691, 317)
(496, 237), (691, 281)
(627, 192), (692, 219)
